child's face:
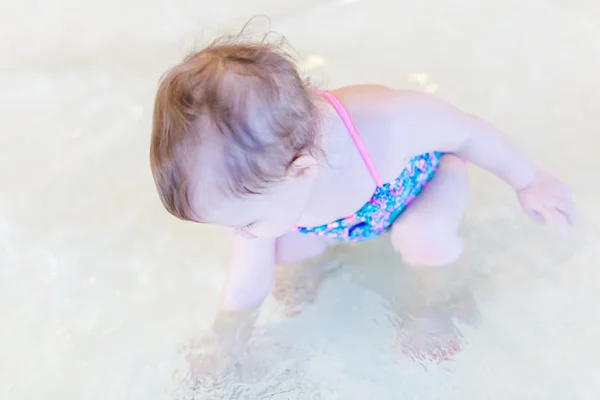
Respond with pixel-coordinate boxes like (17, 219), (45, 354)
(231, 178), (313, 239)
(192, 158), (318, 239)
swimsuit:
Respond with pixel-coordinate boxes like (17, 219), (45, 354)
(295, 91), (443, 242)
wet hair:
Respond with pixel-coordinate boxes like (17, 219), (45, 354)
(150, 33), (322, 221)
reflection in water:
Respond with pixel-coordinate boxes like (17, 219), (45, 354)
(175, 238), (484, 398)
(393, 288), (479, 368)
(175, 248), (344, 398)
(175, 317), (320, 399)
(272, 246), (346, 317)
(383, 247), (481, 368)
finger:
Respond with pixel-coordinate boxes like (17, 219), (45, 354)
(526, 208), (546, 224)
(555, 199), (577, 225)
(557, 207), (577, 226)
(544, 207), (570, 235)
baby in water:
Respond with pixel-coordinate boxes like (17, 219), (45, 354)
(149, 34), (574, 346)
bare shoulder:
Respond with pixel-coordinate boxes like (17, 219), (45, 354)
(329, 84), (435, 114)
(327, 84), (445, 139)
(325, 85), (469, 168)
(329, 84), (466, 135)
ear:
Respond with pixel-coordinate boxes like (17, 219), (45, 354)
(287, 154), (319, 180)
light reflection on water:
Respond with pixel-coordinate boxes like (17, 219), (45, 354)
(170, 211), (578, 399)
(172, 237), (489, 399)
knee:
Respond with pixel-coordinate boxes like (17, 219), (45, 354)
(392, 225), (463, 267)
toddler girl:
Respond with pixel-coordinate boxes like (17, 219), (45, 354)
(150, 36), (574, 317)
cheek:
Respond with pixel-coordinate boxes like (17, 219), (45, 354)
(267, 203), (299, 228)
(251, 196), (304, 236)
(279, 186), (309, 216)
(281, 180), (309, 204)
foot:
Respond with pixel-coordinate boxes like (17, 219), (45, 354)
(396, 307), (464, 366)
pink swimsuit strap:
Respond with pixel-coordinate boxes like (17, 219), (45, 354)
(316, 91), (384, 187)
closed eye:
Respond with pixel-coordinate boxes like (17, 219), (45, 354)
(239, 223), (254, 231)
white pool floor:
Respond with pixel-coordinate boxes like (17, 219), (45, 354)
(2, 0), (600, 398)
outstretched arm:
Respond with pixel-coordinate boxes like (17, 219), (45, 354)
(383, 89), (574, 230)
(385, 90), (536, 189)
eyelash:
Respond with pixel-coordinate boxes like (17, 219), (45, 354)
(240, 223), (253, 231)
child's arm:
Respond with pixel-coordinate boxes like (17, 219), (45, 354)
(219, 234), (275, 311)
(380, 88), (575, 230)
(196, 236), (274, 378)
(384, 90), (535, 189)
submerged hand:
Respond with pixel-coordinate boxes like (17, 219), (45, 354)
(517, 170), (575, 233)
(184, 308), (259, 382)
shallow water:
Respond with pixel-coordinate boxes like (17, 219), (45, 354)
(2, 0), (600, 398)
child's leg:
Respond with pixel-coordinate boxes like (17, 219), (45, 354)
(391, 155), (469, 267)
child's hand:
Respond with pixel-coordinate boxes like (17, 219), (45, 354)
(517, 170), (575, 233)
